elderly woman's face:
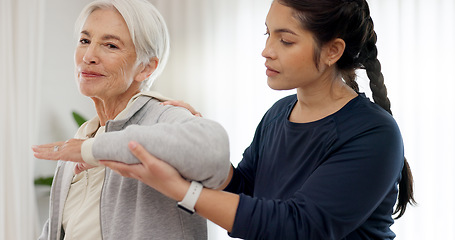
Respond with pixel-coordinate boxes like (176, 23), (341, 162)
(75, 8), (140, 100)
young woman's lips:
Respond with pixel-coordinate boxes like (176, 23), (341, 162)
(265, 65), (280, 77)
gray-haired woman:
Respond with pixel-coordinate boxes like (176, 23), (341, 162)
(32, 0), (230, 239)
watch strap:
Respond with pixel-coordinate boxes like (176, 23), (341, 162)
(177, 181), (203, 214)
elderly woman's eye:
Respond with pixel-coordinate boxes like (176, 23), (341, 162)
(79, 38), (90, 44)
(107, 43), (119, 49)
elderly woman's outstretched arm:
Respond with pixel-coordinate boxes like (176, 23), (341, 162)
(33, 99), (230, 189)
(91, 104), (230, 188)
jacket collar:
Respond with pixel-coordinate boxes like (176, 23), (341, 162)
(75, 91), (172, 138)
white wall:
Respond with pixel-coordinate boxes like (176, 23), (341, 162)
(34, 0), (94, 227)
(35, 0), (94, 180)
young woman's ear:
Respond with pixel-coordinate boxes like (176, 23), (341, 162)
(323, 38), (345, 67)
(135, 57), (159, 82)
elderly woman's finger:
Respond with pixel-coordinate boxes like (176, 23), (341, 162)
(74, 162), (96, 174)
(32, 139), (85, 162)
(33, 141), (66, 148)
(33, 150), (61, 160)
(31, 141), (66, 153)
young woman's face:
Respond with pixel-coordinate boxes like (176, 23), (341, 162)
(262, 1), (325, 91)
(74, 8), (140, 101)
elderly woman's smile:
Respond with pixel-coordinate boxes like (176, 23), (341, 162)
(80, 70), (105, 78)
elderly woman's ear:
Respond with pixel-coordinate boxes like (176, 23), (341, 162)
(135, 56), (159, 82)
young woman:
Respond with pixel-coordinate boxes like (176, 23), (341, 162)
(102, 0), (415, 239)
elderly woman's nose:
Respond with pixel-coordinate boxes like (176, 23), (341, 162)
(82, 45), (99, 64)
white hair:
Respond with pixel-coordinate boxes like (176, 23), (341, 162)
(75, 0), (170, 90)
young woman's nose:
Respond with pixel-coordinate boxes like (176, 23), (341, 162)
(262, 39), (276, 60)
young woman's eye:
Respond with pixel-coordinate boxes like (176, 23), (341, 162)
(280, 39), (293, 46)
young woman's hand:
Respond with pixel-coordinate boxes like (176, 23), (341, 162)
(100, 141), (190, 201)
(101, 141), (239, 232)
(161, 100), (202, 117)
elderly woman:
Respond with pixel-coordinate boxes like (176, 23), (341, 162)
(32, 0), (230, 239)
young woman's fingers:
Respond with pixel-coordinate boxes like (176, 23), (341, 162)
(127, 141), (157, 166)
(100, 160), (143, 179)
(160, 100), (184, 106)
(127, 141), (182, 181)
(160, 100), (202, 117)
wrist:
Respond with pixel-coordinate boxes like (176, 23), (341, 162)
(81, 138), (99, 166)
(177, 181), (203, 214)
(175, 180), (191, 201)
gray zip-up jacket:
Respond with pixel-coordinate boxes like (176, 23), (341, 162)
(38, 93), (230, 240)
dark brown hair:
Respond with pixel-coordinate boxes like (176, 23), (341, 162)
(278, 0), (415, 219)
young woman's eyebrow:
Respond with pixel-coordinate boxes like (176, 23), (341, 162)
(274, 28), (297, 35)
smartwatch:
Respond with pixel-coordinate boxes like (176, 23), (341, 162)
(177, 181), (203, 214)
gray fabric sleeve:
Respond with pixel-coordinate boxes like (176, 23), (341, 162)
(92, 106), (230, 189)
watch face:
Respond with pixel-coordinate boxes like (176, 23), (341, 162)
(177, 203), (195, 214)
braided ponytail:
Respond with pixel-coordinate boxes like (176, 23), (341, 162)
(359, 19), (392, 114)
(359, 8), (416, 219)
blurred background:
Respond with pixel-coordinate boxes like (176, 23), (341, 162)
(1, 0), (454, 239)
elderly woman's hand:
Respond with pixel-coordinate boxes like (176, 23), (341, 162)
(74, 162), (96, 174)
(32, 139), (86, 163)
(100, 141), (190, 201)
